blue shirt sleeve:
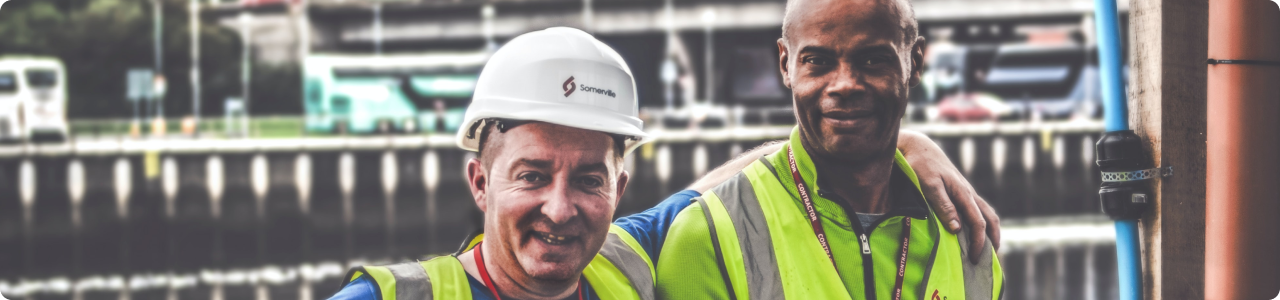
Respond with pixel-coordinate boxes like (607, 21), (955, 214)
(327, 276), (380, 300)
(612, 190), (701, 263)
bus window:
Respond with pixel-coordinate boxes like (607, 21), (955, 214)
(331, 95), (352, 114)
(26, 69), (58, 88)
(0, 72), (15, 92)
(305, 79), (324, 104)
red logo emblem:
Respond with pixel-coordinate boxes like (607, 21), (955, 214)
(563, 76), (576, 97)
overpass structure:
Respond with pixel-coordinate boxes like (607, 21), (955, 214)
(305, 0), (1123, 45)
(204, 0), (1126, 66)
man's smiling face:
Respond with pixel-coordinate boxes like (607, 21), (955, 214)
(468, 122), (627, 284)
(778, 0), (925, 162)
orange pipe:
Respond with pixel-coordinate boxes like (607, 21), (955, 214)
(1205, 0), (1280, 299)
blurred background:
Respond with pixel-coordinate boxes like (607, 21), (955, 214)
(0, 0), (1128, 299)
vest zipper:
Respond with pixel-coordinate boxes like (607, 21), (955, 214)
(852, 218), (878, 300)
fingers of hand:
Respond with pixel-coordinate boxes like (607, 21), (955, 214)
(978, 198), (1002, 251)
(956, 188), (986, 235)
(965, 203), (988, 263)
(923, 175), (959, 232)
(958, 190), (988, 264)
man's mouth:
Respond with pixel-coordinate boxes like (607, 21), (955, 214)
(823, 110), (875, 120)
(531, 231), (579, 246)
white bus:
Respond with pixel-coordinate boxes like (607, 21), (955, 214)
(0, 56), (68, 142)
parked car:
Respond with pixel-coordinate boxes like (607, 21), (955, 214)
(982, 44), (1111, 120)
(926, 43), (1000, 100)
(0, 56), (68, 142)
(916, 43), (999, 122)
(936, 92), (1013, 122)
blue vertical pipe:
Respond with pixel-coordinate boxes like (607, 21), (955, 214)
(1095, 0), (1129, 132)
(1115, 220), (1143, 300)
(1094, 0), (1144, 297)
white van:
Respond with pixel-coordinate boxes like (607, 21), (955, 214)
(0, 56), (68, 142)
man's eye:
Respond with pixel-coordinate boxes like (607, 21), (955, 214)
(863, 56), (891, 65)
(577, 177), (603, 188)
(803, 56), (835, 66)
(519, 173), (546, 183)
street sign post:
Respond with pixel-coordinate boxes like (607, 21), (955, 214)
(127, 69), (153, 103)
(225, 97), (247, 137)
(127, 69), (154, 138)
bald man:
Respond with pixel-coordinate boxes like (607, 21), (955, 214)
(654, 0), (1004, 299)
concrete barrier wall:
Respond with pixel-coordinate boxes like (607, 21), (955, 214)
(0, 124), (1116, 300)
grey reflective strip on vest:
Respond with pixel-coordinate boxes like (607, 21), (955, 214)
(917, 225), (942, 299)
(957, 228), (995, 300)
(695, 198), (741, 300)
(713, 169), (785, 300)
(387, 261), (433, 300)
(598, 233), (656, 300)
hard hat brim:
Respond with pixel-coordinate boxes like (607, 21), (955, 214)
(457, 95), (650, 154)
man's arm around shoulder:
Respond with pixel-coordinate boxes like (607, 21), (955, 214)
(327, 275), (380, 300)
(613, 141), (785, 263)
(654, 202), (736, 300)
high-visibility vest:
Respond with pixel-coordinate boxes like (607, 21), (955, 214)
(660, 145), (1004, 300)
(344, 225), (655, 300)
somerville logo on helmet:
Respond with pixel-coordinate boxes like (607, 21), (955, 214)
(563, 76), (577, 97)
(562, 76), (617, 98)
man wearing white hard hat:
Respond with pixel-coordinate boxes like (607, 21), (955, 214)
(329, 27), (993, 300)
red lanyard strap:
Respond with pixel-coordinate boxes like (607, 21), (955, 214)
(892, 219), (912, 300)
(785, 147), (912, 300)
(473, 242), (585, 300)
(787, 148), (838, 267)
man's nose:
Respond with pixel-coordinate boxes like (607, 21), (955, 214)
(540, 179), (579, 224)
(826, 64), (867, 100)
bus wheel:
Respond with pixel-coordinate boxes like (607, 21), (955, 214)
(402, 118), (418, 134)
(376, 120), (393, 134)
(333, 120), (349, 135)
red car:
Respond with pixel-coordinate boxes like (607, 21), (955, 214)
(936, 92), (1012, 122)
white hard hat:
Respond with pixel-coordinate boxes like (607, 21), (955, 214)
(457, 27), (649, 154)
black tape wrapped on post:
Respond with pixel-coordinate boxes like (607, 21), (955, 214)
(1207, 58), (1280, 67)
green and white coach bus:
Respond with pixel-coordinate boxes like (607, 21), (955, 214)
(302, 51), (487, 134)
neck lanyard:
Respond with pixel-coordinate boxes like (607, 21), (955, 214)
(786, 147), (913, 300)
(473, 242), (584, 300)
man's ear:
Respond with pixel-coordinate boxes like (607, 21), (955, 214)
(908, 36), (927, 87)
(613, 170), (630, 209)
(777, 38), (792, 89)
(466, 158), (488, 213)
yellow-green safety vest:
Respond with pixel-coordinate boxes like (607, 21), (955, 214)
(658, 144), (1004, 300)
(344, 225), (655, 300)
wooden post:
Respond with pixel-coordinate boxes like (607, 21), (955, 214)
(1128, 0), (1208, 297)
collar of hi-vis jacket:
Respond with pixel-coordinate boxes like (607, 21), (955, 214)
(449, 226), (656, 300)
(770, 127), (932, 224)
